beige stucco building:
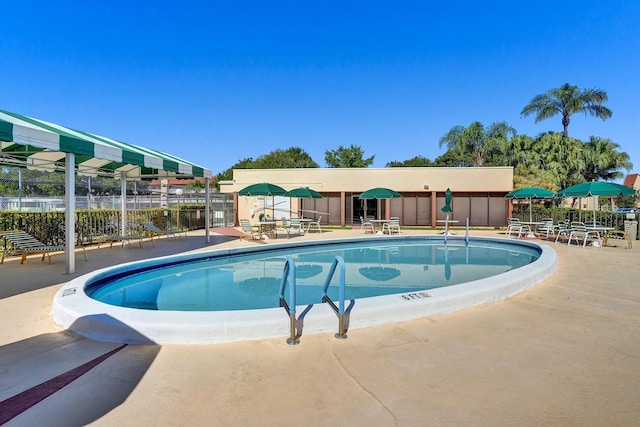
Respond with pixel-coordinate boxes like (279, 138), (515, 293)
(220, 167), (515, 228)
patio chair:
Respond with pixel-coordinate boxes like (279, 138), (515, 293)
(383, 217), (401, 235)
(567, 221), (601, 247)
(276, 217), (291, 238)
(240, 219), (261, 240)
(535, 218), (555, 239)
(143, 222), (187, 242)
(506, 218), (529, 238)
(360, 216), (374, 234)
(288, 218), (304, 236)
(307, 216), (322, 233)
(554, 221), (570, 243)
(0, 230), (87, 265)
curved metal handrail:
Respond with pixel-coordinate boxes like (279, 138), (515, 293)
(278, 256), (299, 345)
(321, 255), (351, 339)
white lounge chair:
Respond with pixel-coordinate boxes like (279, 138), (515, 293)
(360, 216), (374, 234)
(554, 221), (570, 243)
(383, 217), (401, 235)
(276, 217), (291, 238)
(240, 219), (261, 240)
(307, 216), (322, 233)
(288, 218), (304, 236)
(567, 221), (601, 247)
(535, 218), (555, 239)
(506, 218), (529, 238)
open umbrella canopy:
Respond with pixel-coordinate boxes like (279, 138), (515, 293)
(556, 181), (636, 198)
(238, 182), (287, 196)
(505, 187), (556, 199)
(556, 181), (636, 224)
(505, 187), (555, 223)
(441, 188), (453, 213)
(359, 187), (401, 199)
(286, 187), (323, 198)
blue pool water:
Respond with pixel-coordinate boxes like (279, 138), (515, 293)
(87, 237), (541, 311)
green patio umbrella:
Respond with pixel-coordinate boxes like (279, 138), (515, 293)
(286, 187), (323, 198)
(238, 182), (287, 196)
(556, 181), (636, 223)
(359, 187), (401, 220)
(359, 187), (402, 199)
(505, 187), (556, 222)
(238, 183), (287, 220)
(441, 188), (453, 237)
(285, 187), (323, 222)
(555, 181), (635, 198)
(441, 188), (453, 213)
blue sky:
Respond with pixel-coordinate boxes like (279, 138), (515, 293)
(2, 1), (639, 178)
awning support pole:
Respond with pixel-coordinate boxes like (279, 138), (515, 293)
(205, 178), (211, 244)
(120, 172), (127, 237)
(64, 153), (76, 275)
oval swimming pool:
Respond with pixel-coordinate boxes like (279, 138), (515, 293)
(52, 235), (557, 344)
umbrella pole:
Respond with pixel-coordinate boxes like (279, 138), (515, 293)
(444, 213), (449, 243)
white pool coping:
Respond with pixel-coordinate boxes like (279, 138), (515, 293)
(52, 236), (558, 345)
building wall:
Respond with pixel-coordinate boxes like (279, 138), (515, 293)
(221, 167), (514, 227)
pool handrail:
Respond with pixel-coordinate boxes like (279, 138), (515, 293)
(278, 255), (299, 345)
(320, 255), (350, 339)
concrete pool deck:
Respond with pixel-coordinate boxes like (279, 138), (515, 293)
(1, 228), (638, 426)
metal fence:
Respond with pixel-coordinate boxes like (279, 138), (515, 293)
(511, 206), (639, 239)
(0, 194), (224, 211)
(0, 195), (235, 246)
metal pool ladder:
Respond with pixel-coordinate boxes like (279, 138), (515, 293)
(279, 255), (352, 345)
(321, 255), (352, 340)
(279, 256), (300, 345)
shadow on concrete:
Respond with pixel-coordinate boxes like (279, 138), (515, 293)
(0, 232), (238, 299)
(0, 316), (160, 426)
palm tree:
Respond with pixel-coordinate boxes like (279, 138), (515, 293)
(581, 136), (632, 182)
(536, 132), (585, 189)
(439, 121), (515, 167)
(521, 83), (612, 137)
(502, 134), (539, 169)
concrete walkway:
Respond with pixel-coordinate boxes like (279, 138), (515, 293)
(0, 228), (638, 426)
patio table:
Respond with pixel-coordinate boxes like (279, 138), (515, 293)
(254, 221), (277, 239)
(519, 221), (543, 238)
(369, 219), (390, 234)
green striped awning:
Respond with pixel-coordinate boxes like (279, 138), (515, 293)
(0, 109), (211, 179)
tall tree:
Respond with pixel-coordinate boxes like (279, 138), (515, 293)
(521, 83), (612, 137)
(324, 144), (375, 168)
(503, 134), (540, 169)
(536, 132), (585, 189)
(581, 136), (632, 182)
(513, 164), (559, 191)
(212, 147), (319, 190)
(386, 155), (433, 167)
(213, 157), (256, 190)
(253, 147), (319, 169)
(438, 121), (515, 167)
